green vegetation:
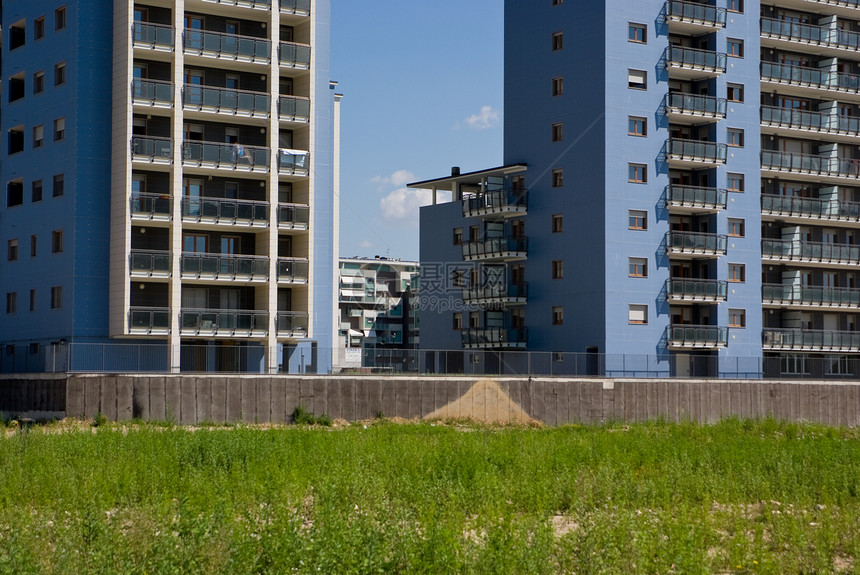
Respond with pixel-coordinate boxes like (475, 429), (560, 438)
(1, 419), (860, 574)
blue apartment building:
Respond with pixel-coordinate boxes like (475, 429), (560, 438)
(415, 0), (860, 378)
(0, 0), (338, 373)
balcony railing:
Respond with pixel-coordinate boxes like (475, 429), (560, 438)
(663, 92), (727, 118)
(665, 278), (728, 302)
(130, 193), (171, 220)
(131, 136), (173, 163)
(278, 95), (311, 122)
(462, 328), (528, 350)
(180, 254), (269, 281)
(665, 138), (727, 164)
(277, 203), (310, 229)
(181, 197), (269, 226)
(763, 328), (860, 352)
(278, 149), (309, 174)
(666, 325), (728, 349)
(183, 85), (270, 118)
(462, 189), (528, 218)
(132, 22), (174, 50)
(761, 150), (860, 179)
(462, 236), (529, 261)
(130, 250), (171, 277)
(761, 62), (860, 93)
(277, 312), (309, 337)
(664, 45), (726, 73)
(180, 309), (268, 335)
(664, 0), (726, 27)
(762, 284), (860, 308)
(132, 79), (173, 107)
(665, 231), (728, 256)
(279, 41), (312, 68)
(204, 0), (272, 9)
(182, 141), (269, 171)
(665, 185), (727, 211)
(277, 257), (310, 283)
(761, 105), (860, 135)
(280, 0), (311, 15)
(128, 307), (170, 333)
(761, 194), (860, 222)
(462, 282), (529, 305)
(762, 239), (860, 265)
(761, 17), (860, 51)
(183, 29), (270, 63)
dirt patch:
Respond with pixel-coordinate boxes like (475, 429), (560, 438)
(423, 379), (537, 425)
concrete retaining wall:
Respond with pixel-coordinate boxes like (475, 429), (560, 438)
(2, 375), (860, 427)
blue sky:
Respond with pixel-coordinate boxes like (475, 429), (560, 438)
(331, 0), (503, 262)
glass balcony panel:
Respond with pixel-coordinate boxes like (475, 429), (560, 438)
(277, 312), (309, 333)
(131, 136), (173, 161)
(665, 185), (727, 209)
(131, 192), (172, 218)
(184, 30), (270, 62)
(278, 96), (311, 121)
(129, 307), (170, 330)
(132, 79), (173, 106)
(132, 22), (174, 49)
(181, 197), (268, 224)
(280, 0), (311, 13)
(278, 150), (309, 172)
(277, 258), (310, 282)
(666, 138), (727, 162)
(462, 189), (528, 217)
(277, 203), (310, 228)
(279, 41), (312, 67)
(183, 141), (269, 170)
(665, 46), (726, 71)
(665, 0), (727, 25)
(130, 250), (171, 275)
(664, 92), (727, 116)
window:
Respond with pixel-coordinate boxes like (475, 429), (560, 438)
(552, 260), (564, 279)
(728, 218), (745, 237)
(825, 356), (853, 376)
(32, 180), (43, 202)
(53, 174), (64, 197)
(469, 311), (480, 328)
(452, 269), (464, 288)
(552, 77), (563, 96)
(6, 292), (17, 314)
(629, 257), (648, 277)
(552, 214), (563, 233)
(8, 126), (24, 155)
(552, 122), (563, 142)
(8, 73), (25, 102)
(34, 17), (45, 40)
(728, 0), (743, 12)
(453, 228), (463, 245)
(55, 7), (66, 31)
(33, 125), (44, 148)
(628, 116), (647, 136)
(51, 230), (63, 253)
(54, 118), (65, 141)
(33, 71), (45, 94)
(7, 180), (23, 207)
(552, 169), (564, 187)
(728, 309), (746, 328)
(552, 32), (563, 51)
(552, 306), (564, 325)
(9, 20), (25, 50)
(452, 313), (462, 330)
(30, 235), (37, 257)
(469, 226), (480, 241)
(628, 23), (646, 43)
(29, 289), (36, 312)
(553, 0), (562, 5)
(8, 239), (19, 262)
(728, 38), (744, 57)
(628, 69), (647, 90)
(28, 343), (39, 355)
(727, 173), (744, 192)
(628, 163), (647, 183)
(728, 263), (745, 283)
(727, 128), (744, 147)
(629, 304), (648, 324)
(727, 83), (743, 102)
(54, 62), (65, 86)
(50, 286), (63, 309)
(628, 210), (647, 230)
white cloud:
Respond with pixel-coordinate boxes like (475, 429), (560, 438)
(370, 169), (415, 191)
(463, 106), (500, 130)
(358, 240), (373, 249)
(379, 188), (433, 222)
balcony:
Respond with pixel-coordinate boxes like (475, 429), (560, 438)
(279, 41), (312, 69)
(132, 79), (173, 108)
(183, 29), (270, 64)
(277, 257), (310, 284)
(665, 185), (727, 212)
(277, 149), (309, 175)
(762, 284), (860, 309)
(132, 22), (174, 51)
(761, 62), (860, 96)
(201, 0), (272, 10)
(462, 236), (528, 262)
(664, 45), (726, 78)
(130, 193), (171, 221)
(761, 17), (860, 54)
(131, 136), (173, 164)
(180, 309), (268, 337)
(277, 312), (309, 338)
(761, 151), (860, 181)
(280, 0), (311, 15)
(761, 194), (860, 223)
(182, 140), (269, 173)
(181, 197), (269, 227)
(128, 307), (170, 335)
(277, 203), (310, 230)
(664, 1), (726, 30)
(761, 106), (860, 140)
(278, 95), (311, 123)
(665, 278), (728, 302)
(665, 231), (728, 257)
(763, 328), (860, 352)
(462, 328), (528, 350)
(663, 92), (726, 122)
(130, 250), (171, 278)
(666, 325), (728, 349)
(462, 188), (528, 218)
(462, 282), (528, 306)
(762, 239), (860, 266)
(180, 254), (269, 282)
(665, 138), (727, 165)
(183, 85), (270, 119)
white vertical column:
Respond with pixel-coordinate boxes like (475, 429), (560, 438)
(265, 6), (281, 374)
(332, 91), (343, 370)
(168, 0), (186, 373)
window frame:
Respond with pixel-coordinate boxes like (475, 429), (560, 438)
(552, 76), (563, 96)
(551, 122), (563, 142)
(628, 304), (648, 325)
(54, 62), (66, 86)
(727, 38), (744, 58)
(628, 163), (647, 183)
(53, 174), (64, 197)
(727, 218), (745, 237)
(628, 116), (647, 137)
(7, 239), (19, 262)
(552, 31), (563, 51)
(552, 214), (563, 233)
(452, 313), (463, 331)
(33, 125), (44, 148)
(552, 168), (564, 188)
(33, 71), (45, 94)
(628, 209), (648, 230)
(628, 69), (647, 90)
(552, 260), (564, 279)
(552, 306), (564, 325)
(727, 173), (744, 192)
(728, 263), (746, 283)
(54, 117), (65, 142)
(727, 128), (744, 147)
(727, 83), (743, 102)
(628, 23), (647, 44)
(452, 228), (463, 246)
(6, 292), (17, 315)
(728, 308), (746, 328)
(55, 7), (66, 31)
(51, 230), (64, 253)
(34, 17), (45, 40)
(50, 286), (63, 310)
(628, 257), (648, 278)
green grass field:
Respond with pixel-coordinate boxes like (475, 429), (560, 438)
(1, 418), (859, 574)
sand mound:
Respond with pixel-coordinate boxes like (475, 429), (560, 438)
(423, 379), (535, 425)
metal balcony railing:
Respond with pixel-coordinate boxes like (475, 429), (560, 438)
(131, 136), (173, 163)
(180, 309), (269, 334)
(462, 236), (529, 261)
(663, 92), (727, 118)
(763, 328), (860, 351)
(761, 194), (860, 222)
(130, 193), (171, 220)
(462, 189), (528, 218)
(132, 22), (174, 50)
(277, 149), (309, 174)
(277, 203), (310, 229)
(280, 0), (311, 14)
(128, 307), (170, 332)
(183, 85), (270, 117)
(761, 62), (860, 93)
(278, 95), (311, 122)
(666, 325), (728, 348)
(279, 41), (312, 68)
(664, 45), (727, 73)
(761, 105), (860, 134)
(277, 312), (309, 336)
(181, 197), (269, 226)
(761, 150), (860, 179)
(204, 0), (272, 9)
(762, 284), (860, 308)
(277, 257), (310, 283)
(762, 239), (860, 265)
(462, 328), (528, 350)
(666, 138), (727, 163)
(665, 185), (727, 210)
(462, 282), (529, 304)
(180, 254), (269, 281)
(183, 29), (270, 63)
(761, 17), (860, 51)
(665, 231), (728, 256)
(132, 79), (173, 106)
(130, 250), (171, 277)
(664, 0), (726, 27)
(182, 140), (269, 170)
(665, 278), (728, 301)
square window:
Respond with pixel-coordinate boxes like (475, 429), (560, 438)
(728, 218), (745, 237)
(628, 116), (647, 136)
(8, 239), (19, 261)
(628, 163), (647, 183)
(34, 17), (45, 40)
(33, 71), (44, 94)
(33, 125), (44, 148)
(55, 7), (66, 31)
(29, 289), (36, 312)
(552, 306), (564, 325)
(50, 286), (63, 309)
(552, 77), (563, 96)
(552, 260), (564, 279)
(629, 257), (648, 277)
(727, 128), (744, 147)
(729, 309), (746, 328)
(32, 180), (43, 202)
(552, 168), (564, 187)
(727, 173), (744, 192)
(628, 23), (646, 43)
(552, 214), (563, 233)
(552, 122), (563, 142)
(54, 62), (65, 86)
(628, 210), (647, 230)
(552, 32), (563, 51)
(6, 292), (17, 314)
(629, 304), (648, 324)
(728, 0), (743, 12)
(52, 230), (63, 253)
(727, 83), (743, 102)
(628, 69), (647, 90)
(728, 263), (745, 283)
(453, 313), (462, 330)
(30, 235), (37, 257)
(54, 118), (65, 141)
(453, 228), (463, 245)
(727, 38), (744, 58)
(53, 174), (64, 197)
(7, 180), (23, 207)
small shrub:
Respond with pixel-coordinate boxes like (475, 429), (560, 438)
(291, 405), (315, 425)
(316, 413), (333, 427)
(93, 413), (108, 428)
